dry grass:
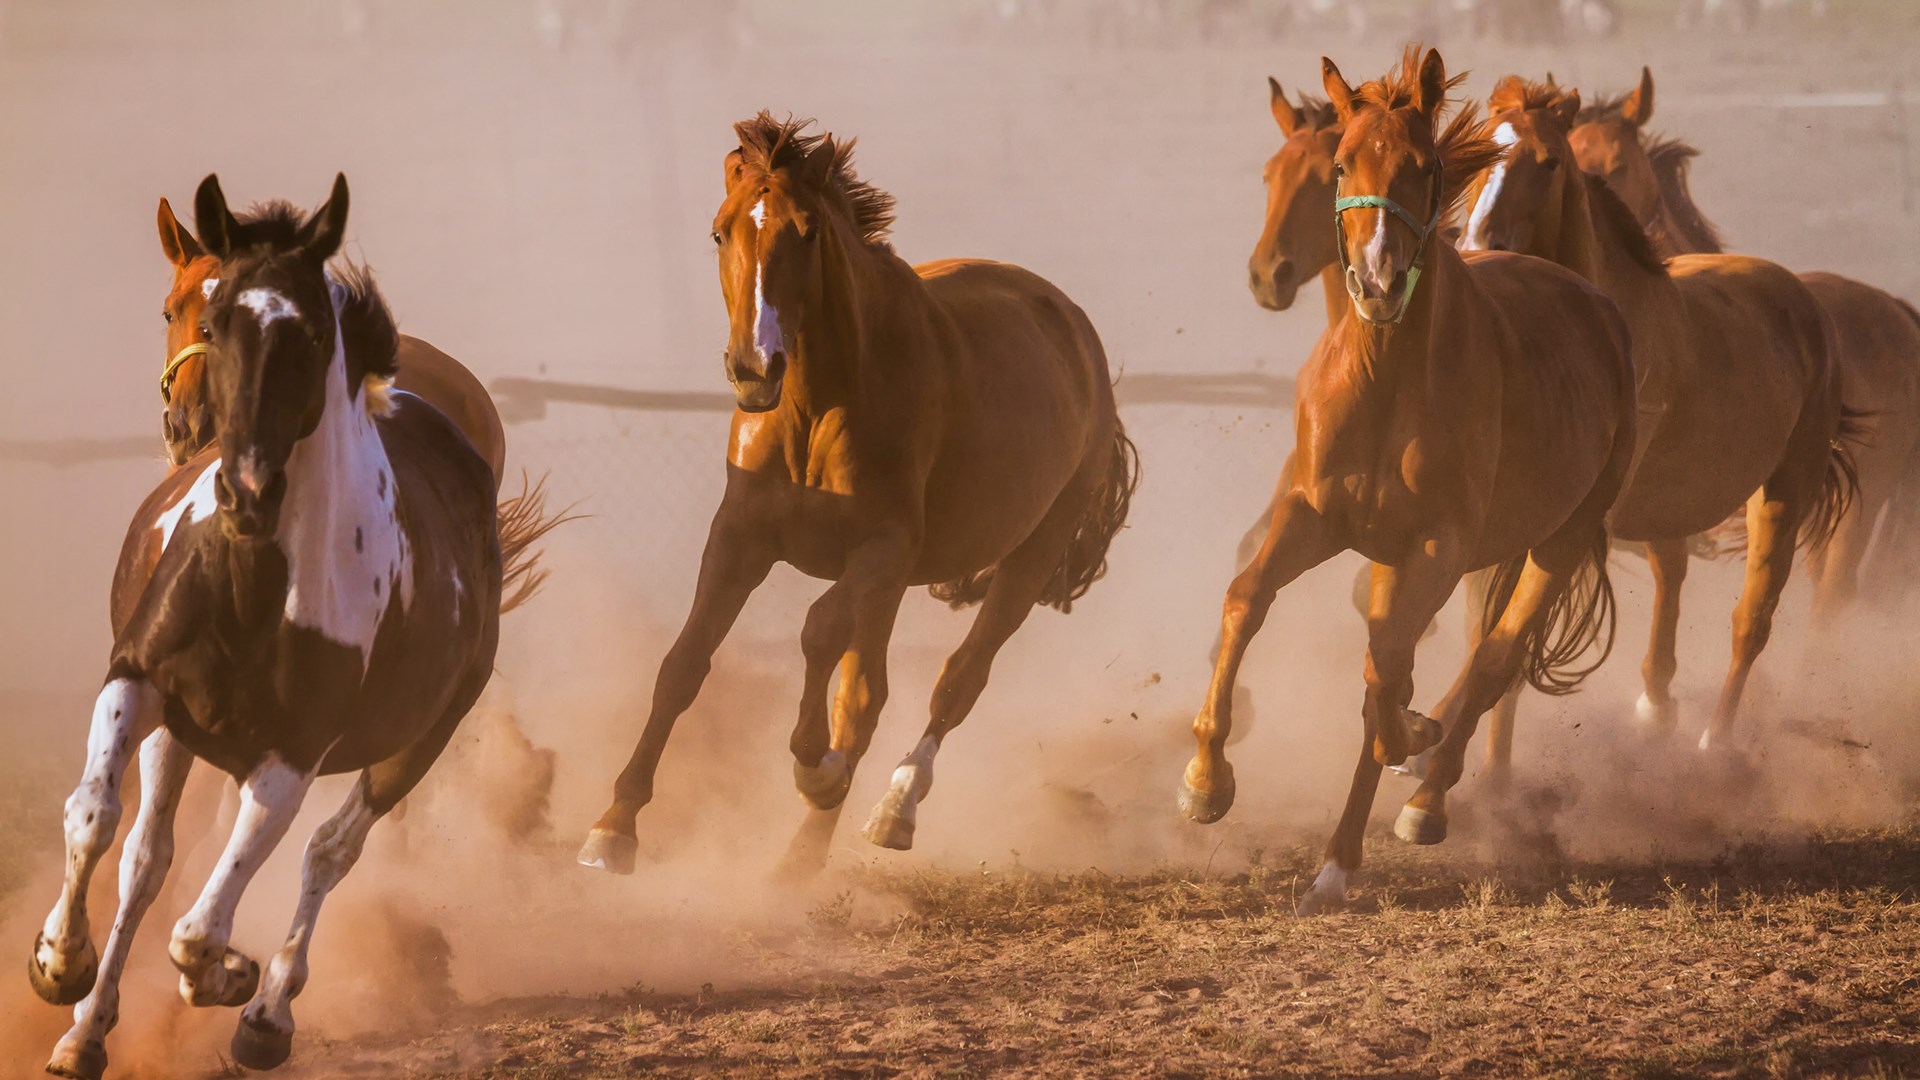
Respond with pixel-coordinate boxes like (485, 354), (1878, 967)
(278, 824), (1920, 1079)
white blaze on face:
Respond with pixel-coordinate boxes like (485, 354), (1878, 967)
(750, 197), (784, 365)
(156, 458), (222, 548)
(1361, 208), (1394, 290)
(201, 277), (221, 300)
(1462, 122), (1519, 251)
(237, 287), (299, 328)
(276, 273), (414, 672)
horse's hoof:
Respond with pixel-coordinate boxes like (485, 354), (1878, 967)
(793, 750), (851, 811)
(179, 947), (260, 1009)
(29, 931), (97, 1007)
(45, 1036), (107, 1080)
(576, 828), (637, 875)
(1634, 693), (1679, 733)
(861, 799), (915, 851)
(1178, 760), (1235, 824)
(231, 1014), (294, 1071)
(1387, 747), (1435, 780)
(1295, 886), (1346, 917)
(1403, 709), (1441, 752)
(1394, 803), (1448, 845)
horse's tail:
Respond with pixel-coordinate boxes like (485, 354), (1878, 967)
(496, 471), (581, 615)
(1475, 527), (1618, 697)
(930, 417), (1141, 613)
(1800, 405), (1868, 556)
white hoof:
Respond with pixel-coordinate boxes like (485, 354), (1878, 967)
(575, 828), (637, 875)
(1295, 861), (1349, 917)
(862, 791), (916, 851)
(793, 749), (850, 810)
(1634, 693), (1679, 732)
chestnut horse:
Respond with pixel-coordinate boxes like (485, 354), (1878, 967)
(1459, 76), (1855, 761)
(577, 114), (1138, 875)
(156, 198), (561, 610)
(1183, 49), (1637, 914)
(30, 175), (502, 1078)
(1570, 67), (1920, 615)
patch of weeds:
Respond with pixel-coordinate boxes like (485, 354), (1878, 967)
(1568, 877), (1614, 910)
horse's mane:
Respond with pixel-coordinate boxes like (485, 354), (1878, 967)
(1584, 173), (1668, 276)
(1291, 93), (1341, 132)
(1487, 74), (1563, 115)
(1575, 91), (1632, 125)
(328, 259), (399, 384)
(1348, 47), (1499, 228)
(1644, 134), (1725, 254)
(734, 112), (897, 248)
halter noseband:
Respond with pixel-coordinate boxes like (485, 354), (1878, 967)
(1333, 164), (1444, 325)
(160, 341), (210, 404)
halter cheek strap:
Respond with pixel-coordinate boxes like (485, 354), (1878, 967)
(161, 342), (210, 404)
(1333, 168), (1444, 325)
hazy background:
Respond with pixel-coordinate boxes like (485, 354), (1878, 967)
(1, 0), (1917, 1073)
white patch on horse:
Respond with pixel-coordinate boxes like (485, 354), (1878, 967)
(752, 262), (783, 364)
(750, 198), (766, 230)
(201, 277), (221, 300)
(1362, 209), (1393, 289)
(729, 412), (766, 468)
(1462, 122), (1518, 251)
(237, 288), (299, 328)
(1307, 860), (1347, 904)
(276, 285), (413, 670)
(155, 457), (222, 549)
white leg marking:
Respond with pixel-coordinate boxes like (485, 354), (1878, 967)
(865, 735), (940, 846)
(54, 731), (194, 1066)
(171, 754), (315, 1005)
(36, 680), (163, 992)
(242, 777), (381, 1040)
(1307, 860), (1348, 904)
(277, 285), (413, 669)
(1461, 122), (1518, 251)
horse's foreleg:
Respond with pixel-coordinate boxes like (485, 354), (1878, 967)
(46, 729), (193, 1080)
(579, 520), (773, 874)
(30, 677), (163, 1009)
(1399, 540), (1586, 846)
(1702, 489), (1796, 751)
(170, 754), (315, 1010)
(1628, 535), (1691, 735)
(1184, 488), (1339, 825)
(1298, 542), (1461, 916)
(780, 585), (906, 877)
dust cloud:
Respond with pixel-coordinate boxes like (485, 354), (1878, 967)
(1, 1), (1917, 1075)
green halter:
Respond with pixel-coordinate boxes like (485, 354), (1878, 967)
(1333, 166), (1444, 325)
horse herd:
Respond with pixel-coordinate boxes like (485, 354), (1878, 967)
(20, 44), (1918, 1079)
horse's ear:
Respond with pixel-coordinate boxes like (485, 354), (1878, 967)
(1414, 48), (1448, 118)
(1551, 89), (1582, 128)
(1622, 66), (1654, 127)
(193, 174), (238, 260)
(297, 173), (350, 261)
(157, 197), (203, 267)
(1545, 72), (1560, 89)
(1269, 77), (1302, 136)
(1321, 57), (1356, 122)
(800, 135), (836, 187)
(723, 147), (746, 189)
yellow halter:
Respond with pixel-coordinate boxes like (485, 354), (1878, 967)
(160, 342), (210, 403)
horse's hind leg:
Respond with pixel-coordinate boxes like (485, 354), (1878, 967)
(170, 754), (318, 1011)
(31, 677), (164, 1009)
(46, 729), (193, 1080)
(233, 685), (479, 1071)
(1700, 487), (1801, 751)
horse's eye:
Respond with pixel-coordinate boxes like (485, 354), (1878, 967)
(711, 230), (723, 246)
(163, 311), (173, 324)
(199, 323), (213, 342)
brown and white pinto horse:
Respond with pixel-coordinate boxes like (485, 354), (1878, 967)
(1459, 76), (1855, 760)
(29, 175), (501, 1079)
(1570, 68), (1920, 616)
(1183, 49), (1637, 914)
(578, 114), (1138, 875)
(156, 198), (563, 610)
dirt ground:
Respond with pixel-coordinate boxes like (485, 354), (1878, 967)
(4, 1), (1920, 1078)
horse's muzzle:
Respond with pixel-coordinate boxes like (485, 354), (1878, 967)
(216, 459), (286, 538)
(1248, 257), (1300, 312)
(1345, 266), (1410, 325)
(730, 351), (787, 414)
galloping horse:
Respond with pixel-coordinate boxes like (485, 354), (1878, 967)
(578, 113), (1138, 874)
(1182, 49), (1637, 914)
(157, 198), (561, 610)
(1569, 67), (1920, 615)
(29, 175), (504, 1078)
(1459, 76), (1855, 761)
